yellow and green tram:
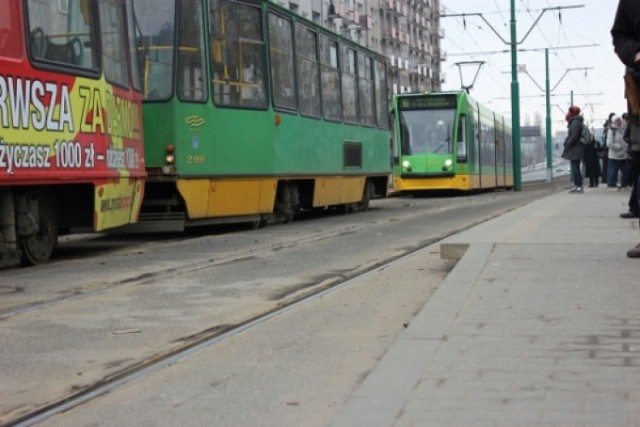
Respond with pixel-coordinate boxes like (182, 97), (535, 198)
(391, 92), (514, 193)
(131, 0), (391, 230)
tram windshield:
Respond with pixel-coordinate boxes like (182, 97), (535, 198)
(399, 109), (455, 155)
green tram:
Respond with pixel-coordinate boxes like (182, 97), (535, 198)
(130, 0), (390, 230)
(391, 92), (514, 193)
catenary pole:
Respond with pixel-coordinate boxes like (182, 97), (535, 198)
(511, 0), (522, 190)
(442, 4), (585, 191)
(545, 48), (553, 183)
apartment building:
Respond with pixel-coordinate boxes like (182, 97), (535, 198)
(275, 0), (444, 95)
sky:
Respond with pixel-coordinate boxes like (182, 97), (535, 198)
(439, 0), (627, 132)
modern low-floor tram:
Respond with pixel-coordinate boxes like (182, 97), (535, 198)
(392, 91), (514, 194)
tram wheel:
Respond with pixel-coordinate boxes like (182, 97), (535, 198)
(359, 181), (374, 210)
(19, 191), (59, 265)
(248, 216), (266, 229)
(340, 203), (353, 214)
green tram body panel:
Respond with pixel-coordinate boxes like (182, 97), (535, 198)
(392, 91), (513, 192)
(143, 103), (389, 176)
(134, 0), (391, 226)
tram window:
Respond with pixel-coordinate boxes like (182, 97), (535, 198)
(472, 118), (480, 166)
(177, 0), (207, 102)
(374, 59), (389, 128)
(457, 114), (468, 161)
(1, 1), (21, 59)
(268, 13), (296, 111)
(295, 25), (321, 118)
(125, 0), (141, 91)
(341, 46), (357, 124)
(27, 0), (98, 70)
(133, 0), (175, 100)
(358, 53), (375, 126)
(210, 0), (266, 109)
(320, 35), (341, 122)
(99, 0), (129, 87)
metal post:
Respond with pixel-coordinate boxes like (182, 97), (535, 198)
(545, 48), (553, 183)
(511, 0), (522, 190)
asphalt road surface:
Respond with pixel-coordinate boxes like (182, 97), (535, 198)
(0, 181), (567, 426)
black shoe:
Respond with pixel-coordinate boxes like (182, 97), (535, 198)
(628, 243), (640, 258)
(620, 211), (639, 219)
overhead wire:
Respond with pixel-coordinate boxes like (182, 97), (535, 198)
(440, 4), (510, 101)
(441, 1), (603, 121)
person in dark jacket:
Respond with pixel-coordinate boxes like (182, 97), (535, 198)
(599, 113), (615, 181)
(622, 115), (640, 217)
(612, 0), (640, 256)
(561, 105), (585, 193)
(583, 127), (601, 187)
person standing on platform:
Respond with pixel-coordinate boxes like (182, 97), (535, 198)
(611, 0), (640, 256)
(599, 113), (615, 181)
(622, 112), (640, 218)
(561, 105), (585, 193)
(606, 115), (629, 190)
(583, 127), (601, 188)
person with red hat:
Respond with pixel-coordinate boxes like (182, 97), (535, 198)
(561, 105), (585, 193)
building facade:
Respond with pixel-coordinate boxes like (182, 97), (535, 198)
(273, 0), (443, 95)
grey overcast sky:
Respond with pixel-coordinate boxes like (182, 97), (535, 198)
(439, 0), (627, 130)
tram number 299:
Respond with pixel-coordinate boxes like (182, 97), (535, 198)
(186, 154), (205, 164)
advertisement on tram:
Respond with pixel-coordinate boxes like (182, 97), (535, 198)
(0, 0), (145, 266)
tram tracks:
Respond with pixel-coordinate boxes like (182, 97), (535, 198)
(0, 221), (373, 321)
(4, 229), (459, 427)
(1, 185), (559, 426)
(0, 197), (474, 321)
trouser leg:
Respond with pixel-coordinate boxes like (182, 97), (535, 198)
(629, 153), (640, 213)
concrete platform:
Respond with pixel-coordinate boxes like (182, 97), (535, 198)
(331, 185), (640, 426)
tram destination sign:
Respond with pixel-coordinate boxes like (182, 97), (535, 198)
(398, 95), (457, 110)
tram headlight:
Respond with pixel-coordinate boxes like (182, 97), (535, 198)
(162, 148), (176, 175)
(163, 143), (176, 167)
(442, 159), (453, 172)
(165, 145), (176, 165)
(402, 160), (411, 168)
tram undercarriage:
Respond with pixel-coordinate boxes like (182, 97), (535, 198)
(0, 188), (59, 268)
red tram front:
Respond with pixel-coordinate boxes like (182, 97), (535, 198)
(0, 0), (145, 267)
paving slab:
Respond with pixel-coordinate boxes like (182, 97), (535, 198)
(331, 187), (640, 427)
